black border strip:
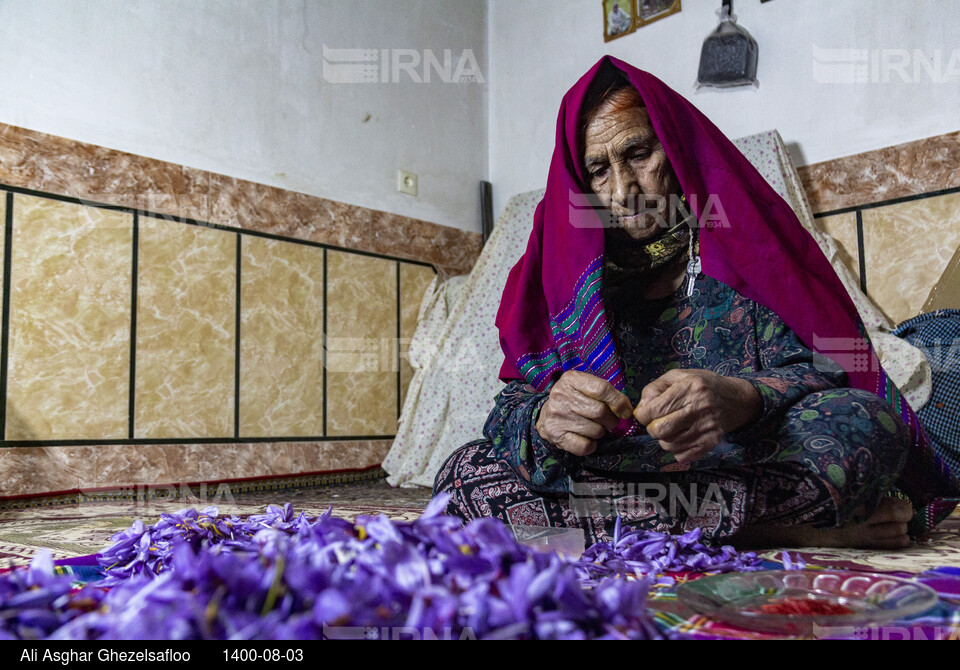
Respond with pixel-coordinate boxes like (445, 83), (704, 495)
(395, 261), (402, 422)
(855, 209), (867, 295)
(322, 248), (328, 437)
(234, 234), (242, 439)
(0, 193), (13, 440)
(0, 182), (436, 269)
(128, 211), (139, 439)
(812, 184), (960, 219)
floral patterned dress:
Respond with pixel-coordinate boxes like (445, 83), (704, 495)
(434, 274), (912, 545)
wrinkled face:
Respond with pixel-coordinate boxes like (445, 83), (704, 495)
(582, 98), (680, 242)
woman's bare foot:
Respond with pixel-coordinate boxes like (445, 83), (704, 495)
(733, 497), (914, 550)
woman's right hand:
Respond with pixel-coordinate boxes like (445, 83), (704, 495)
(534, 371), (634, 456)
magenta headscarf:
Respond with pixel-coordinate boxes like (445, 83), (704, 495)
(495, 56), (958, 531)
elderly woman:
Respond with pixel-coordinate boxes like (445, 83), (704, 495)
(435, 57), (958, 548)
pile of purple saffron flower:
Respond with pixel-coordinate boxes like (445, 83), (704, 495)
(0, 552), (105, 640)
(579, 518), (764, 584)
(0, 495), (771, 640)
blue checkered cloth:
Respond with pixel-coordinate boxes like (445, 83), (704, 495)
(893, 309), (960, 475)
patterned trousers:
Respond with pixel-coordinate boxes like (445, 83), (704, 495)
(434, 389), (912, 545)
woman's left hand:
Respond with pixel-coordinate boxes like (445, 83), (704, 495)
(633, 369), (762, 464)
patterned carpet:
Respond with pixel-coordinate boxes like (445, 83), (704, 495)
(2, 478), (959, 578)
(2, 480), (959, 639)
(0, 480), (434, 566)
(768, 514), (960, 574)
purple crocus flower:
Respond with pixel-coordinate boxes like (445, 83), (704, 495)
(3, 498), (786, 640)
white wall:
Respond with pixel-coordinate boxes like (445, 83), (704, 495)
(0, 0), (487, 233)
(3, 2), (957, 237)
(488, 0), (960, 219)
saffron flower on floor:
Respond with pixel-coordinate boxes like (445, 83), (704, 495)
(0, 495), (777, 640)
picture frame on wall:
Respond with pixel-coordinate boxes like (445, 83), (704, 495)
(635, 0), (681, 30)
(602, 0), (636, 42)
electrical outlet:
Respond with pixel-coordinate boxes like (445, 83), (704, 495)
(397, 169), (418, 196)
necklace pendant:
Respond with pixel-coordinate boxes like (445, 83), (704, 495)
(684, 256), (701, 297)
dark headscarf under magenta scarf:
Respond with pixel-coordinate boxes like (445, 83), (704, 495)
(495, 56), (958, 533)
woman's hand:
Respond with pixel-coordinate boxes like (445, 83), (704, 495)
(534, 371), (634, 457)
(633, 369), (762, 464)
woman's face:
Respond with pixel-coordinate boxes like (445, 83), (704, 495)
(582, 96), (680, 242)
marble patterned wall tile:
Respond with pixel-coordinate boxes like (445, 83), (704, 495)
(240, 237), (325, 437)
(0, 440), (391, 496)
(0, 446), (98, 496)
(135, 217), (236, 439)
(205, 174), (481, 275)
(399, 263), (436, 406)
(366, 209), (482, 274)
(798, 131), (960, 214)
(0, 122), (482, 275)
(94, 442), (296, 486)
(0, 127), (215, 227)
(861, 191), (960, 325)
(6, 194), (132, 440)
(325, 251), (398, 436)
(88, 440), (390, 492)
(207, 174), (371, 254)
(289, 440), (391, 473)
(813, 212), (860, 285)
(0, 120), (478, 495)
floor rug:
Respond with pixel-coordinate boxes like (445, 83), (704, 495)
(3, 480), (959, 639)
(0, 481), (433, 566)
